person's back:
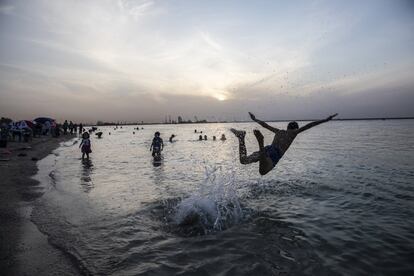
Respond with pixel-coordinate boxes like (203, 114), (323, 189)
(63, 120), (68, 135)
(150, 132), (163, 157)
(271, 129), (298, 155)
(152, 137), (162, 148)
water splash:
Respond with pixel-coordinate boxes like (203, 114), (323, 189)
(174, 166), (243, 234)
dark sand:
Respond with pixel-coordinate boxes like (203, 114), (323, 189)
(0, 136), (81, 275)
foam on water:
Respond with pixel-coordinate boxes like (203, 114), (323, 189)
(174, 166), (242, 233)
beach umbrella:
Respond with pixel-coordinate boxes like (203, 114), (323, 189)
(34, 117), (55, 124)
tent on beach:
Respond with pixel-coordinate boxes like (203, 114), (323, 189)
(34, 117), (55, 124)
(20, 120), (35, 129)
(12, 120), (35, 130)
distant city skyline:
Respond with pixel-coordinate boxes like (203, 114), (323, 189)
(1, 0), (414, 122)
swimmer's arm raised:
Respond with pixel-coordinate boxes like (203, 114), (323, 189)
(297, 113), (337, 133)
(249, 112), (279, 133)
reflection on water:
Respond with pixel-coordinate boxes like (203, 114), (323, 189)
(80, 159), (94, 193)
(32, 120), (414, 275)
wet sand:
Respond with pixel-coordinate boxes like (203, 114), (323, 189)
(0, 135), (81, 275)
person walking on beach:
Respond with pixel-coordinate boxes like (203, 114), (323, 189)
(69, 121), (74, 135)
(230, 112), (338, 175)
(79, 123), (83, 135)
(63, 120), (68, 135)
(150, 132), (163, 158)
(79, 132), (92, 160)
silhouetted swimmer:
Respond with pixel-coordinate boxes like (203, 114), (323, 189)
(194, 129), (197, 133)
(220, 134), (226, 141)
(213, 136), (216, 141)
(204, 135), (207, 140)
(109, 132), (111, 135)
(169, 134), (175, 142)
(231, 112), (337, 175)
(95, 132), (103, 138)
(150, 131), (164, 158)
(133, 132), (135, 134)
(199, 135), (203, 141)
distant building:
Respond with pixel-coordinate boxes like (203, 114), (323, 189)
(178, 116), (183, 123)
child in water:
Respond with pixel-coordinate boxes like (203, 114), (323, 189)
(79, 132), (92, 160)
(150, 131), (163, 157)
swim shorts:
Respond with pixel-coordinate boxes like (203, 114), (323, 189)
(264, 144), (282, 167)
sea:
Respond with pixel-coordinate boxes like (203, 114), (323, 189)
(32, 120), (414, 275)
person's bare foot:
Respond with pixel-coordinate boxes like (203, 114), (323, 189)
(253, 129), (264, 143)
(230, 128), (246, 139)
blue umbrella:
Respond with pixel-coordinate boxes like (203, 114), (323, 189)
(34, 117), (55, 124)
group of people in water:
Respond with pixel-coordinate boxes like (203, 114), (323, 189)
(80, 112), (338, 175)
(197, 134), (226, 141)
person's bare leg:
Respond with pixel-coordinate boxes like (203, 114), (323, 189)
(253, 129), (273, 175)
(230, 128), (260, 164)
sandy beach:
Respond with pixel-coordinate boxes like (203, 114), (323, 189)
(0, 135), (81, 275)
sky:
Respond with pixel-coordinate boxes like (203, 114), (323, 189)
(0, 0), (413, 123)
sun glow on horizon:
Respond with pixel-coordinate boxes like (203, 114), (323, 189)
(214, 94), (227, 101)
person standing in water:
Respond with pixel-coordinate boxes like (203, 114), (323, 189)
(150, 131), (164, 157)
(230, 112), (337, 175)
(79, 132), (92, 160)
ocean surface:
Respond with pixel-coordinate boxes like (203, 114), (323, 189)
(32, 120), (414, 275)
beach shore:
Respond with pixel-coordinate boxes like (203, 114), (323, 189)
(0, 135), (81, 275)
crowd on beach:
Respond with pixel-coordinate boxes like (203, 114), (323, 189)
(0, 116), (84, 147)
(0, 116), (228, 163)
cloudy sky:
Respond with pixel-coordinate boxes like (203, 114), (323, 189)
(0, 0), (413, 123)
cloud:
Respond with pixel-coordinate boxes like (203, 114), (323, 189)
(0, 4), (14, 15)
(0, 0), (413, 122)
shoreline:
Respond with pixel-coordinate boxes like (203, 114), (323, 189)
(94, 116), (414, 126)
(0, 135), (81, 275)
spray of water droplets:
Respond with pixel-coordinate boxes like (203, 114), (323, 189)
(174, 166), (243, 233)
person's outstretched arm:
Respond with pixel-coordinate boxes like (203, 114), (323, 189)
(297, 113), (337, 134)
(249, 112), (279, 133)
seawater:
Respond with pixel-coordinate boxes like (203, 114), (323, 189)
(32, 120), (414, 275)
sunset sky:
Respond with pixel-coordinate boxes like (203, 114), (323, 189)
(1, 0), (413, 123)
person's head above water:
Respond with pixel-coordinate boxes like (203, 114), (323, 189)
(82, 132), (90, 139)
(154, 131), (160, 137)
(287, 121), (299, 130)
